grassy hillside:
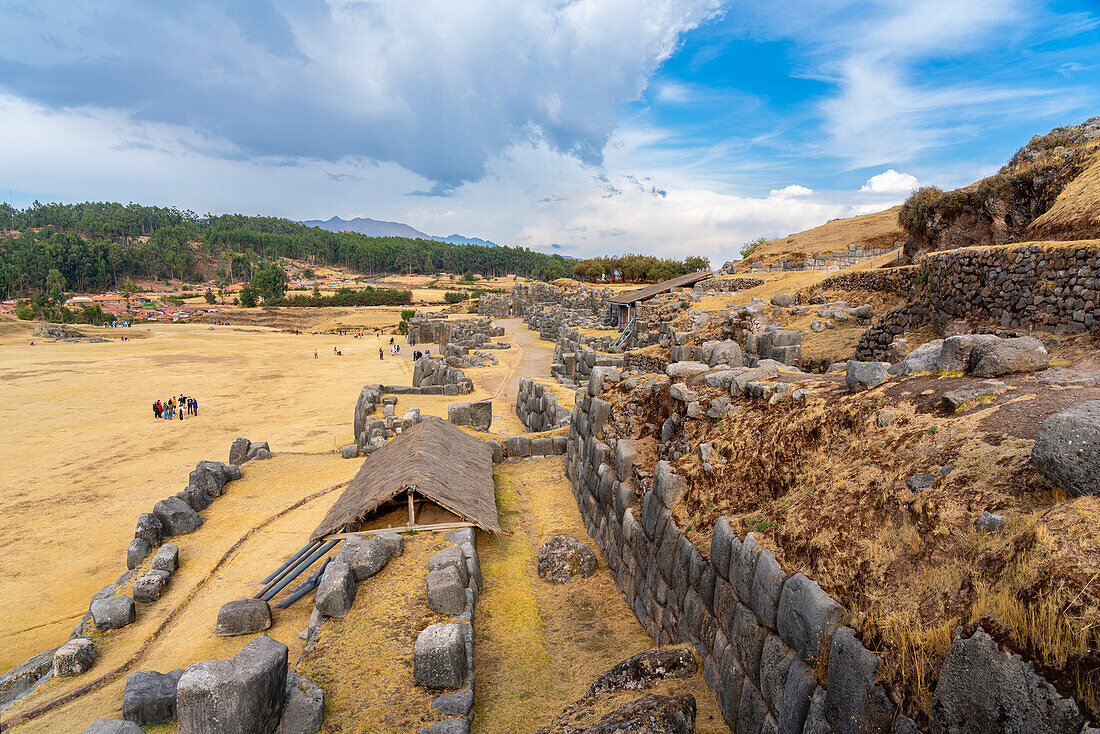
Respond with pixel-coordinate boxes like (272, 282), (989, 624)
(735, 206), (904, 269)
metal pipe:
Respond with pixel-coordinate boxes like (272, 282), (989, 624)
(255, 539), (326, 599)
(273, 557), (332, 610)
(259, 539), (340, 601)
(261, 540), (320, 584)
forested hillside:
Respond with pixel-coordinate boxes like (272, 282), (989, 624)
(0, 201), (572, 299)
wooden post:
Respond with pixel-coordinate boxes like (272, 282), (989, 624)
(407, 489), (415, 528)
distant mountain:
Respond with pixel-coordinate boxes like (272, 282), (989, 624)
(441, 233), (499, 247)
(301, 216), (433, 239)
(301, 216), (505, 248)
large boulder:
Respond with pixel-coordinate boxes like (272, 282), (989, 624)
(776, 573), (843, 664)
(929, 628), (1083, 733)
(888, 339), (943, 376)
(152, 544), (180, 574)
(708, 340), (744, 369)
(413, 622), (468, 690)
(566, 693), (696, 733)
(134, 513), (166, 546)
(426, 566), (467, 615)
(587, 648), (697, 697)
(152, 497), (203, 536)
(665, 361), (710, 379)
(846, 361), (888, 393)
(53, 637), (96, 676)
(189, 461), (232, 497)
(537, 536), (598, 584)
(274, 673), (324, 734)
(123, 669), (184, 727)
(315, 558), (356, 618)
(428, 545), (470, 587)
(178, 485), (213, 511)
(176, 635), (289, 734)
(968, 336), (1049, 377)
(936, 334), (1000, 372)
(340, 535), (393, 581)
(91, 596), (136, 631)
(127, 538), (152, 570)
(468, 400), (493, 431)
(132, 571), (170, 603)
(0, 648), (56, 706)
(1031, 400), (1100, 497)
(229, 437), (252, 465)
(216, 599), (273, 636)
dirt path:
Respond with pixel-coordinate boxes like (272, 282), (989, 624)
(481, 318), (557, 436)
(474, 458), (728, 733)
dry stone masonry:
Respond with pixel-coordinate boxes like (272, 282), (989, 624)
(516, 379), (570, 432)
(856, 244), (1100, 360)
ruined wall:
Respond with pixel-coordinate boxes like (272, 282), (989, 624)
(564, 384), (1091, 733)
(856, 244), (1100, 359)
(515, 379), (571, 432)
(565, 389), (917, 732)
(810, 267), (919, 297)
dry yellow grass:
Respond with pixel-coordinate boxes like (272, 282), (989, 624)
(473, 458), (727, 733)
(737, 207), (903, 269)
(0, 315), (532, 671)
(297, 533), (454, 733)
(5, 454), (356, 733)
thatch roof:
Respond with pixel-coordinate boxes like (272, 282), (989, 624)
(310, 417), (500, 540)
(607, 271), (716, 305)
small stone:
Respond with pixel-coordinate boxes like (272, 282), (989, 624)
(905, 474), (936, 493)
(976, 511), (1004, 533)
(127, 538), (152, 570)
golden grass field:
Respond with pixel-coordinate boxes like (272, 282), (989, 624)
(0, 315), (536, 675)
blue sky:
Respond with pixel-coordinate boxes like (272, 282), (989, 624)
(0, 0), (1097, 263)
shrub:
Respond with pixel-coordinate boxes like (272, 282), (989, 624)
(740, 237), (767, 259)
(400, 308), (416, 322)
(204, 289), (216, 304)
(444, 291), (467, 303)
(15, 303), (33, 320)
(898, 187), (944, 239)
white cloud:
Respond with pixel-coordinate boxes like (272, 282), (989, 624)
(860, 169), (919, 194)
(1, 0), (724, 186)
(769, 184), (814, 198)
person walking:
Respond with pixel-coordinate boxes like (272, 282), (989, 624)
(379, 347), (384, 360)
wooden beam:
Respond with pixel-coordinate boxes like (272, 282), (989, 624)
(324, 521), (476, 540)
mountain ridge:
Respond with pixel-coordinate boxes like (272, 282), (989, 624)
(301, 215), (502, 248)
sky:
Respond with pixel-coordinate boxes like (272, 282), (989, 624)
(0, 0), (1098, 265)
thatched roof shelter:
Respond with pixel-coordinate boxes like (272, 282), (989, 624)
(310, 416), (500, 540)
(607, 271), (716, 305)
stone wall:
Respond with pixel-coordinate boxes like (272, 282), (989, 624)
(809, 267), (918, 298)
(736, 243), (899, 273)
(856, 244), (1100, 360)
(515, 379), (570, 432)
(693, 278), (765, 294)
(565, 390), (917, 731)
(564, 384), (1092, 732)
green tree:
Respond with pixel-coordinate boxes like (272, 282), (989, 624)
(249, 262), (287, 303)
(740, 237), (768, 260)
(204, 289), (216, 304)
(239, 285), (258, 308)
(684, 255), (710, 272)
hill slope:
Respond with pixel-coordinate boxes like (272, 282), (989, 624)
(734, 206), (904, 269)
